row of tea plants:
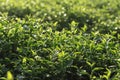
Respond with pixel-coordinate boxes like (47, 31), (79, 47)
(0, 0), (120, 80)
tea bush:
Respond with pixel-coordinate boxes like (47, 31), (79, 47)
(0, 0), (120, 80)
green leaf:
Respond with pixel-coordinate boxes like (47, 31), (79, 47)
(92, 67), (104, 72)
(82, 25), (87, 32)
(53, 22), (58, 27)
(58, 51), (65, 58)
(7, 71), (14, 80)
(0, 77), (6, 80)
(70, 21), (78, 30)
(22, 57), (27, 64)
(104, 68), (111, 80)
(86, 61), (95, 68)
(31, 49), (37, 55)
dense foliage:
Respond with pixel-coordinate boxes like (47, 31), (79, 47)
(0, 0), (120, 80)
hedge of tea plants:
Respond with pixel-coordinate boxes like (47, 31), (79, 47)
(0, 0), (120, 80)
